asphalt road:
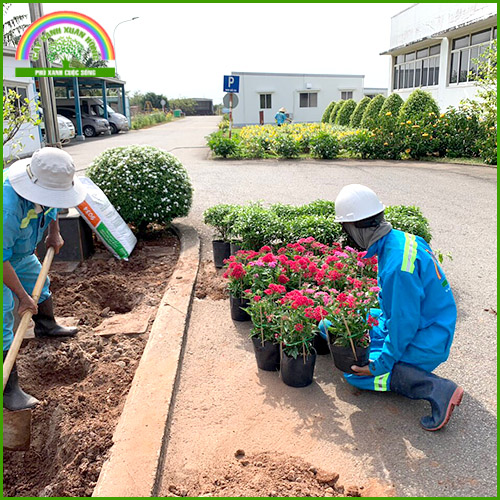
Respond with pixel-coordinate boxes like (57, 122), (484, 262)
(67, 116), (497, 497)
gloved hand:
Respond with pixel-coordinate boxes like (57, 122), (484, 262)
(318, 319), (332, 340)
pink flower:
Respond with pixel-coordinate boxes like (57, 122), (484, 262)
(295, 323), (304, 332)
(253, 295), (262, 302)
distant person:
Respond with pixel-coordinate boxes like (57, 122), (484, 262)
(3, 148), (87, 411)
(274, 107), (290, 127)
(320, 184), (464, 431)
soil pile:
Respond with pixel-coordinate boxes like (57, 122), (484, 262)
(165, 451), (363, 497)
(3, 232), (179, 497)
(195, 260), (228, 300)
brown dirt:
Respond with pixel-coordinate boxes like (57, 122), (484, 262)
(3, 232), (179, 497)
(165, 451), (364, 497)
(195, 259), (228, 300)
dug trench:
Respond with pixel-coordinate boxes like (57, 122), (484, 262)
(3, 231), (180, 497)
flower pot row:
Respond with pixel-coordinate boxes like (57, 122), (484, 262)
(231, 295), (370, 387)
(212, 241), (242, 269)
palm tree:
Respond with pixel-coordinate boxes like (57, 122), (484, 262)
(3, 3), (29, 47)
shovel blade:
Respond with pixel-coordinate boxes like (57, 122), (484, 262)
(3, 408), (31, 451)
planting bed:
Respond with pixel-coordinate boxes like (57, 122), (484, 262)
(3, 231), (180, 497)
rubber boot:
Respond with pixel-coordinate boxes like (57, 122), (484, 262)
(33, 296), (78, 338)
(390, 362), (464, 431)
(3, 351), (39, 411)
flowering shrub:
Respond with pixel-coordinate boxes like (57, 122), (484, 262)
(224, 239), (381, 358)
(398, 90), (439, 124)
(309, 130), (340, 159)
(87, 145), (193, 230)
(206, 131), (240, 158)
(270, 133), (301, 158)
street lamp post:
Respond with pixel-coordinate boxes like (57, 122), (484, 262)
(112, 17), (139, 78)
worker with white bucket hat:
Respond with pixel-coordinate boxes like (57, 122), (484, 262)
(3, 147), (87, 411)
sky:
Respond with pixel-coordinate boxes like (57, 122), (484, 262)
(6, 3), (414, 103)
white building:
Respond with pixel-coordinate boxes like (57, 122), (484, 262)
(3, 46), (43, 162)
(230, 71), (387, 127)
(382, 3), (497, 110)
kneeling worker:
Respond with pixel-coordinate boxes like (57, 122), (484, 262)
(320, 184), (463, 431)
(3, 148), (87, 411)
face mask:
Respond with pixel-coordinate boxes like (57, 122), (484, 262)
(342, 220), (392, 250)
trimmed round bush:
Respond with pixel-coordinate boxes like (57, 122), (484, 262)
(329, 101), (344, 124)
(398, 89), (440, 123)
(87, 145), (193, 230)
(335, 99), (357, 126)
(379, 93), (404, 119)
(349, 97), (371, 128)
(360, 94), (386, 129)
(321, 101), (336, 123)
(309, 131), (340, 159)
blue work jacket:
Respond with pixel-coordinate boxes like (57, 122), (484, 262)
(366, 229), (457, 376)
(3, 172), (57, 262)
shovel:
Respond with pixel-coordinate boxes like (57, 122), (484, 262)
(3, 247), (55, 451)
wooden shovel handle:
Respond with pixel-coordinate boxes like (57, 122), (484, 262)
(3, 247), (55, 391)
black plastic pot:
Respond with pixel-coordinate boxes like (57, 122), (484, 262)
(230, 242), (243, 255)
(212, 240), (231, 268)
(251, 337), (280, 371)
(229, 295), (250, 322)
(329, 344), (370, 374)
(312, 333), (330, 355)
(280, 351), (316, 388)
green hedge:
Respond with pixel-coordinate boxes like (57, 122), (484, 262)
(321, 101), (336, 123)
(204, 200), (432, 249)
(335, 99), (357, 126)
(360, 94), (386, 130)
(350, 97), (371, 128)
(329, 101), (344, 124)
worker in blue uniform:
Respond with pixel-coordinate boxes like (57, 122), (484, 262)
(274, 107), (290, 126)
(3, 148), (87, 411)
(320, 184), (463, 431)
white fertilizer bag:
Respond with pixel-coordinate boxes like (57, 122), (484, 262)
(76, 177), (137, 260)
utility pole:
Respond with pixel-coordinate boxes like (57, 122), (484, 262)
(29, 3), (61, 148)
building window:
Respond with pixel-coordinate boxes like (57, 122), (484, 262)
(341, 91), (353, 100)
(3, 85), (29, 116)
(449, 27), (496, 84)
(393, 44), (440, 90)
(259, 94), (272, 109)
(299, 92), (317, 108)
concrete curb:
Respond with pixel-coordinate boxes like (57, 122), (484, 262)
(92, 223), (200, 497)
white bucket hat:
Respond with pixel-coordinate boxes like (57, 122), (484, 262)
(8, 148), (87, 208)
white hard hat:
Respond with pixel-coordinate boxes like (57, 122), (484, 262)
(8, 148), (87, 208)
(334, 184), (384, 222)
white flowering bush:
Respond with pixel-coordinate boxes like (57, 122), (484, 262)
(87, 145), (193, 230)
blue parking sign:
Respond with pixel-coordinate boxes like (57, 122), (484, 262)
(223, 75), (240, 93)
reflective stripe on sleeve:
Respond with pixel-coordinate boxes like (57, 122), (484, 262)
(20, 209), (39, 229)
(374, 372), (390, 391)
(401, 233), (418, 274)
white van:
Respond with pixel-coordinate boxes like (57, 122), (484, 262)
(56, 97), (129, 134)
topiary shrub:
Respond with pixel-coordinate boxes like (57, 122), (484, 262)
(329, 101), (344, 124)
(87, 145), (193, 231)
(360, 94), (386, 129)
(335, 99), (356, 126)
(309, 130), (340, 159)
(349, 97), (371, 128)
(398, 89), (440, 124)
(321, 101), (336, 123)
(379, 93), (404, 130)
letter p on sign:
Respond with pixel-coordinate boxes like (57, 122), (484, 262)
(223, 75), (240, 93)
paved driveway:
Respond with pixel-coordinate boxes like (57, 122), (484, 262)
(69, 117), (497, 496)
